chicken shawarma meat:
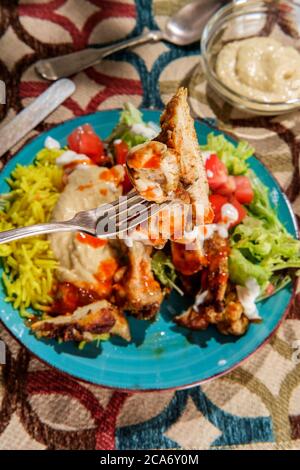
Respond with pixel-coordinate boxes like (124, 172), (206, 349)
(204, 232), (230, 307)
(126, 88), (212, 274)
(175, 289), (249, 336)
(175, 233), (249, 337)
(157, 88), (210, 213)
(126, 141), (179, 203)
(31, 300), (131, 343)
(115, 241), (163, 319)
(158, 87), (213, 274)
(127, 87), (210, 213)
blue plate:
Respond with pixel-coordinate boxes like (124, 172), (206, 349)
(0, 110), (297, 390)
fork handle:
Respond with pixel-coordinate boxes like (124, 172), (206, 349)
(0, 221), (81, 244)
(35, 30), (163, 81)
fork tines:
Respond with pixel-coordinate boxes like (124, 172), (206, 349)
(95, 191), (165, 238)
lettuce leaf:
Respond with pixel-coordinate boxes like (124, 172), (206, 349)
(106, 103), (148, 150)
(151, 251), (183, 295)
(229, 168), (300, 291)
(229, 247), (270, 288)
(201, 133), (254, 175)
(230, 215), (300, 290)
(247, 172), (282, 228)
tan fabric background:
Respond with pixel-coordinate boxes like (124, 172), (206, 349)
(0, 0), (299, 450)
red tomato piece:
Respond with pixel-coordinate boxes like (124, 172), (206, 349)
(113, 140), (132, 194)
(209, 194), (228, 223)
(228, 196), (247, 227)
(205, 153), (228, 190)
(215, 175), (236, 196)
(68, 124), (105, 165)
(114, 140), (129, 165)
(234, 175), (254, 205)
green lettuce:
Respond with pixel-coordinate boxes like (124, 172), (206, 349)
(106, 103), (149, 150)
(229, 247), (270, 288)
(247, 172), (281, 228)
(201, 133), (254, 175)
(230, 215), (300, 291)
(229, 169), (300, 292)
(151, 251), (183, 295)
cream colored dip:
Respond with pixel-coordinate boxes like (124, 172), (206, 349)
(49, 165), (124, 292)
(216, 37), (300, 103)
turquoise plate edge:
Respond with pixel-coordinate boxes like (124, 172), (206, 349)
(0, 110), (297, 391)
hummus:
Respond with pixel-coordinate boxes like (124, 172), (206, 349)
(49, 164), (124, 295)
(216, 37), (300, 102)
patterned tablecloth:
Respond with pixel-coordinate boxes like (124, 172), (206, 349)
(0, 0), (300, 451)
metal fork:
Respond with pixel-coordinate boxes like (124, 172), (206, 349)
(0, 191), (165, 244)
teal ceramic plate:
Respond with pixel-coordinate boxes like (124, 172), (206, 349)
(0, 110), (297, 391)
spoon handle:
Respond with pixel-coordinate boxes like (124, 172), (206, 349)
(35, 30), (163, 81)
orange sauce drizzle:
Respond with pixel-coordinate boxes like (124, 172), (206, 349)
(99, 167), (122, 185)
(77, 183), (93, 191)
(76, 232), (107, 249)
(141, 187), (158, 200)
(142, 154), (161, 169)
(94, 258), (119, 297)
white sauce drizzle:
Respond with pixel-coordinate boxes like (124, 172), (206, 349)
(131, 123), (157, 139)
(56, 150), (91, 167)
(45, 136), (61, 150)
(193, 290), (209, 312)
(221, 203), (239, 225)
(236, 278), (261, 320)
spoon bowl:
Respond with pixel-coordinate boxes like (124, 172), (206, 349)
(165, 0), (224, 46)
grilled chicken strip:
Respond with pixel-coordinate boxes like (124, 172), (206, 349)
(126, 88), (212, 273)
(175, 289), (249, 336)
(116, 241), (163, 319)
(205, 232), (230, 307)
(158, 87), (212, 273)
(157, 87), (210, 212)
(126, 141), (179, 203)
(127, 87), (210, 213)
(175, 233), (249, 337)
(31, 300), (131, 343)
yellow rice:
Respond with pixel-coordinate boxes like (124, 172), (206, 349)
(0, 147), (64, 317)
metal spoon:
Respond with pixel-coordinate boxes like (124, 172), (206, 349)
(35, 0), (224, 81)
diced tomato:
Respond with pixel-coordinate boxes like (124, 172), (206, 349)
(205, 153), (228, 190)
(234, 175), (254, 205)
(215, 175), (236, 196)
(68, 124), (106, 165)
(114, 140), (129, 165)
(209, 194), (228, 223)
(209, 194), (247, 228)
(228, 196), (247, 227)
(113, 140), (132, 194)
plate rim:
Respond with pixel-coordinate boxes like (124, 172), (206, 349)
(0, 109), (298, 392)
